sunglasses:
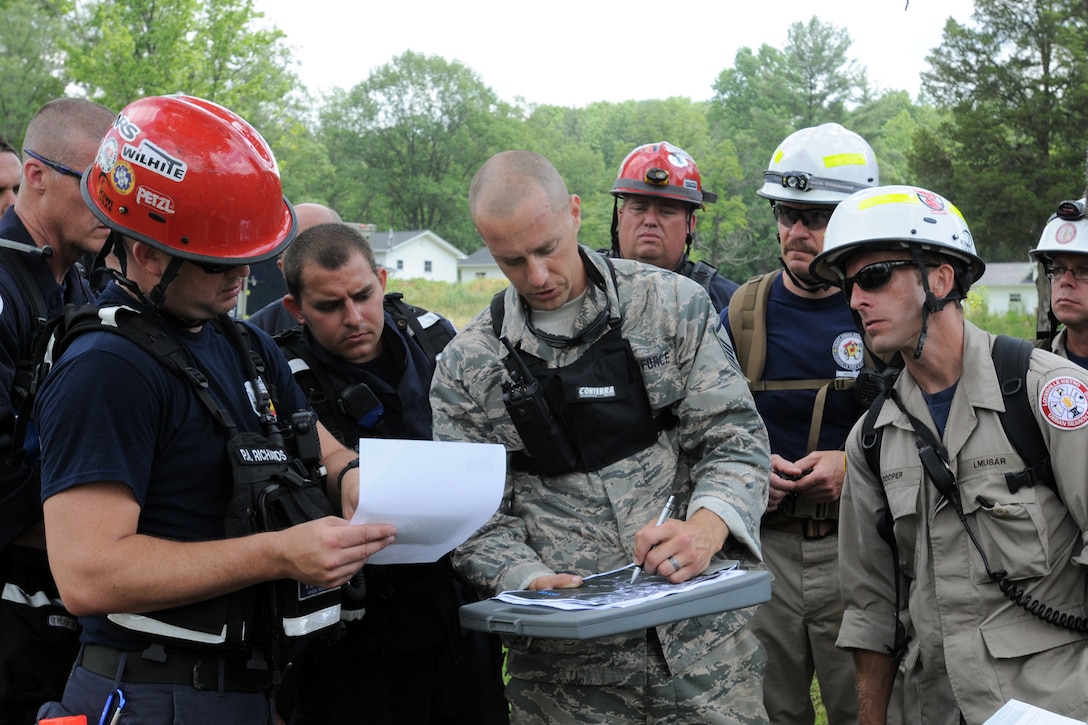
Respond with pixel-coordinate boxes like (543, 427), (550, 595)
(841, 260), (935, 298)
(189, 259), (243, 274)
(23, 149), (83, 180)
(773, 204), (834, 230)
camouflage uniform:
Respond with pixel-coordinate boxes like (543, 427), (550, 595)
(431, 247), (771, 724)
(838, 321), (1088, 723)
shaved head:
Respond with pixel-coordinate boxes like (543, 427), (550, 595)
(22, 98), (114, 169)
(469, 150), (570, 225)
(294, 202), (342, 233)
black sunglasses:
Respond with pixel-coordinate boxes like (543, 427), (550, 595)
(23, 149), (83, 180)
(773, 204), (833, 230)
(189, 259), (244, 274)
(841, 260), (935, 298)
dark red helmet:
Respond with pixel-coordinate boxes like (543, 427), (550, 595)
(610, 142), (716, 208)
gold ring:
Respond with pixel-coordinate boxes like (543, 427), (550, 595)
(668, 556), (681, 572)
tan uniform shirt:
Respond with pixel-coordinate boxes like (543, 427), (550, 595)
(837, 321), (1088, 723)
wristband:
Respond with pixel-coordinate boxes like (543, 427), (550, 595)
(336, 457), (361, 494)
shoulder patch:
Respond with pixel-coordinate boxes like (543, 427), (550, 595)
(832, 331), (865, 373)
(1039, 376), (1088, 430)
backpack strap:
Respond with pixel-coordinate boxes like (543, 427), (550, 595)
(992, 334), (1053, 495)
(383, 292), (454, 363)
(273, 328), (356, 446)
(727, 270), (778, 388)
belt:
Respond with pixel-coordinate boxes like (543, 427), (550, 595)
(79, 643), (273, 692)
(762, 513), (838, 540)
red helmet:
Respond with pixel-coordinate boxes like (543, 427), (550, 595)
(610, 142), (716, 208)
(81, 94), (296, 265)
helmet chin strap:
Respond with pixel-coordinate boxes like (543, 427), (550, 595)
(609, 198), (621, 257)
(910, 247), (952, 360)
(778, 256), (829, 294)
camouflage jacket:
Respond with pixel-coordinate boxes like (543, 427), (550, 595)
(430, 246), (770, 685)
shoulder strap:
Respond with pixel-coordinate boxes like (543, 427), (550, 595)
(859, 337), (1053, 494)
(728, 270), (779, 388)
(687, 260), (717, 293)
(993, 334), (1053, 494)
(383, 292), (454, 363)
(273, 328), (354, 445)
(49, 306), (237, 431)
(489, 289), (506, 339)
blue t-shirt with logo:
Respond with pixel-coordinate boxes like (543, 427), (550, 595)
(723, 274), (865, 461)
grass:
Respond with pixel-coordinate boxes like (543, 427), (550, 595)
(385, 277), (508, 330)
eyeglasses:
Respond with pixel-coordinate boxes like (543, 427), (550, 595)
(841, 260), (931, 298)
(773, 204), (833, 231)
(1045, 264), (1088, 282)
(23, 149), (83, 180)
(189, 259), (243, 275)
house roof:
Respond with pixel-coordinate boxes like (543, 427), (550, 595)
(349, 227), (467, 259)
(460, 246), (497, 267)
(980, 262), (1033, 286)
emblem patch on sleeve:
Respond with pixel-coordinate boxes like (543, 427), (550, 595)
(1040, 376), (1088, 430)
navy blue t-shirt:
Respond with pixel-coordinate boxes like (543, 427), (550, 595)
(36, 283), (308, 648)
(722, 275), (864, 461)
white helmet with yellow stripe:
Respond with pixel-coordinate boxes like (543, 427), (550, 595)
(810, 185), (985, 287)
(758, 123), (879, 204)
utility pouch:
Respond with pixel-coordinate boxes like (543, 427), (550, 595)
(230, 430), (342, 639)
(500, 337), (579, 476)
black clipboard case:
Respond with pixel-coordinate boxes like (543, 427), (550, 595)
(459, 566), (771, 640)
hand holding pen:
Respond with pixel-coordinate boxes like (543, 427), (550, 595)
(630, 494), (676, 583)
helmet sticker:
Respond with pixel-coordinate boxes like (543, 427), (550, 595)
(97, 138), (118, 175)
(113, 113), (141, 143)
(1040, 376), (1088, 430)
(94, 175), (115, 214)
(121, 139), (187, 182)
(1056, 223), (1078, 245)
(667, 151), (690, 169)
(916, 189), (945, 213)
(832, 331), (865, 373)
(111, 162), (134, 195)
(136, 186), (175, 215)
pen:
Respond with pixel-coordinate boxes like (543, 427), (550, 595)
(630, 494), (676, 583)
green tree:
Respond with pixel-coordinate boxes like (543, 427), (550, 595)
(65, 0), (297, 123)
(319, 51), (516, 252)
(920, 0), (1088, 260)
(0, 0), (71, 146)
(709, 17), (870, 278)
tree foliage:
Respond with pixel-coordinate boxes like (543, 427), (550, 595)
(64, 0), (297, 122)
(319, 51), (515, 252)
(920, 0), (1088, 261)
(0, 0), (71, 146)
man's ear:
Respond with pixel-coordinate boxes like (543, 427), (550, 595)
(282, 294), (305, 325)
(930, 263), (958, 299)
(129, 242), (167, 278)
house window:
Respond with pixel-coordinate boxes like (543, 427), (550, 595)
(1009, 293), (1022, 306)
(476, 272), (486, 279)
(424, 260), (433, 273)
(396, 260), (403, 271)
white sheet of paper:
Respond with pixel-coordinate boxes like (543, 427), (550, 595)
(982, 700), (1083, 725)
(348, 439), (505, 564)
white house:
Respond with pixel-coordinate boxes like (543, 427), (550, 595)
(366, 228), (467, 283)
(458, 246), (505, 282)
(974, 262), (1038, 315)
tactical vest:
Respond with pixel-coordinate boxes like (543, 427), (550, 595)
(488, 274), (675, 477)
(274, 294), (454, 446)
(33, 304), (341, 652)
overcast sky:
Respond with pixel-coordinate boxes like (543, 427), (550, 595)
(252, 0), (978, 108)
